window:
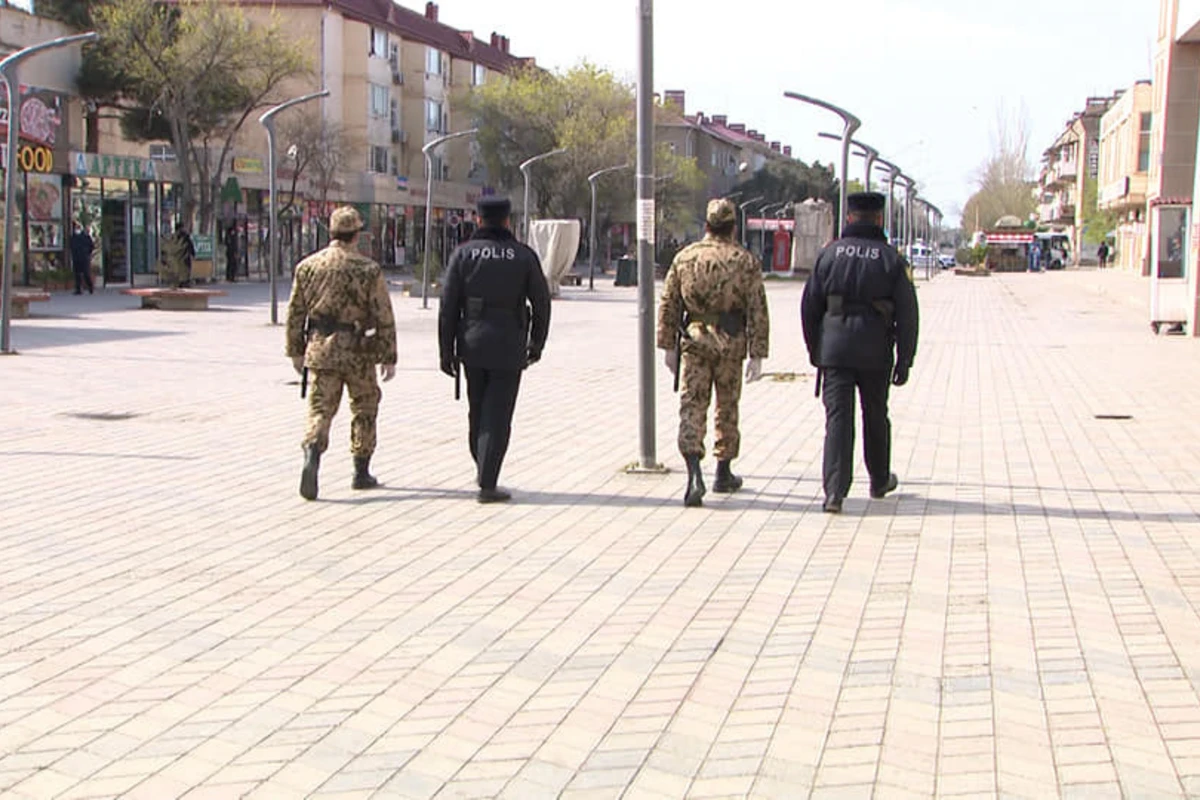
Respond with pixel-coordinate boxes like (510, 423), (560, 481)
(370, 27), (388, 58)
(1138, 112), (1152, 173)
(369, 83), (389, 117)
(473, 63), (486, 86)
(426, 47), (442, 75)
(369, 145), (389, 174)
(426, 100), (443, 132)
(711, 152), (717, 167)
(148, 144), (176, 162)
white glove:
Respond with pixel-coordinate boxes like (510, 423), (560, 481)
(745, 357), (763, 383)
(291, 356), (304, 375)
(663, 349), (678, 377)
(380, 364), (396, 382)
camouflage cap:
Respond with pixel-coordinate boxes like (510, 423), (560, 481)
(706, 198), (737, 228)
(329, 206), (365, 236)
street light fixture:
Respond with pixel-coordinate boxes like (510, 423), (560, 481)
(587, 163), (631, 291)
(818, 131), (879, 193)
(873, 157), (902, 244)
(1, 31), (98, 355)
(260, 88), (330, 326)
(738, 195), (764, 248)
(422, 128), (477, 309)
(783, 92), (861, 238)
(519, 147), (567, 243)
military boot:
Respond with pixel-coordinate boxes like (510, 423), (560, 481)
(870, 473), (899, 499)
(300, 445), (321, 501)
(712, 459), (743, 494)
(684, 455), (707, 508)
(352, 456), (379, 490)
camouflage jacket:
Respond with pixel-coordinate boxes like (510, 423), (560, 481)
(656, 233), (770, 360)
(285, 241), (397, 370)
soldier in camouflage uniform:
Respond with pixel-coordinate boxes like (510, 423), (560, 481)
(657, 198), (770, 507)
(285, 207), (397, 501)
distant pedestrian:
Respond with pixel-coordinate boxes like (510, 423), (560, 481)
(224, 223), (239, 282)
(439, 196), (552, 504)
(802, 192), (919, 514)
(657, 198), (771, 508)
(1029, 240), (1042, 273)
(69, 222), (94, 295)
(286, 207), (398, 501)
(1097, 241), (1111, 269)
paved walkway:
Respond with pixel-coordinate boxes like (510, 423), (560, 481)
(2, 268), (1200, 799)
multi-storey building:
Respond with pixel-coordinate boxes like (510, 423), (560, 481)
(1097, 80), (1153, 274)
(1036, 95), (1118, 264)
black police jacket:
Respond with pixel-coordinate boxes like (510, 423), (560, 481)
(439, 226), (552, 371)
(801, 222), (919, 371)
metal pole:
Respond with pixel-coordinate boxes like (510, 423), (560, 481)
(818, 133), (879, 196)
(783, 92), (860, 238)
(635, 0), (657, 471)
(259, 89), (329, 326)
(420, 128), (477, 309)
(587, 164), (630, 291)
(519, 147), (567, 243)
(1, 31), (97, 355)
(738, 195), (764, 248)
(875, 158), (901, 244)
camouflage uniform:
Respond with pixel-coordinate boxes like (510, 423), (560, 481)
(285, 211), (397, 458)
(657, 201), (770, 460)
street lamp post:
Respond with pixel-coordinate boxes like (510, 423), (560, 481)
(422, 128), (477, 309)
(900, 175), (916, 258)
(783, 92), (860, 237)
(260, 89), (330, 325)
(1, 31), (98, 355)
(873, 158), (902, 245)
(519, 147), (567, 243)
(818, 132), (879, 193)
(587, 164), (630, 291)
(633, 0), (659, 472)
(738, 195), (764, 248)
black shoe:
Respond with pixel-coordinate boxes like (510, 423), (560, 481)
(683, 455), (706, 508)
(352, 457), (379, 490)
(300, 445), (321, 501)
(712, 459), (743, 494)
(478, 488), (512, 504)
(823, 497), (843, 514)
(870, 473), (899, 499)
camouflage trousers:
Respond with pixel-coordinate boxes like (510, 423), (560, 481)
(678, 351), (743, 460)
(302, 366), (381, 458)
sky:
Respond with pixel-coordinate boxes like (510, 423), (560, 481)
(431, 0), (1157, 226)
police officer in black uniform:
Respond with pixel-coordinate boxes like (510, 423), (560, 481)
(801, 192), (919, 514)
(439, 197), (552, 503)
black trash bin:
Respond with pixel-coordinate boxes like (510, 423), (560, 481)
(614, 257), (637, 286)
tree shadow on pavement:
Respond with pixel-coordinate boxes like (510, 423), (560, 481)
(858, 494), (1191, 524)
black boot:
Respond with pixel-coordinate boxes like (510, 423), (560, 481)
(300, 445), (320, 501)
(684, 455), (706, 508)
(870, 473), (899, 499)
(712, 459), (743, 494)
(352, 456), (379, 490)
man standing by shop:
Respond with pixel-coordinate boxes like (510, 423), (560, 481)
(286, 207), (397, 501)
(70, 222), (95, 295)
(802, 192), (919, 514)
(439, 197), (551, 504)
(658, 198), (770, 508)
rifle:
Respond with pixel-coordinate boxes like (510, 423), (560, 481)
(454, 362), (461, 401)
(673, 325), (683, 393)
(300, 318), (310, 399)
(814, 368), (822, 399)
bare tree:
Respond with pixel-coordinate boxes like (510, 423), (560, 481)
(278, 110), (355, 215)
(962, 102), (1037, 232)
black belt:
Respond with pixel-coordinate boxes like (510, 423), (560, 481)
(309, 316), (359, 336)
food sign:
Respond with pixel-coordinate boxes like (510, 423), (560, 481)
(0, 88), (69, 174)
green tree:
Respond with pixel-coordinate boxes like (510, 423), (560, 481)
(729, 158), (839, 209)
(1080, 175), (1118, 246)
(462, 61), (704, 235)
(92, 0), (310, 233)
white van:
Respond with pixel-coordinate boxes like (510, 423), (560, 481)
(907, 243), (936, 270)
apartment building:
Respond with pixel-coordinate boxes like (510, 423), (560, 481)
(1097, 80), (1153, 274)
(1036, 95), (1117, 263)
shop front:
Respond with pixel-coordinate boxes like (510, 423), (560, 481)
(68, 151), (167, 287)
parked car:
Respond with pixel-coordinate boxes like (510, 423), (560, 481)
(907, 243), (937, 270)
(938, 252), (956, 269)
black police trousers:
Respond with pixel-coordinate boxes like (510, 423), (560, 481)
(465, 367), (522, 490)
(821, 367), (892, 501)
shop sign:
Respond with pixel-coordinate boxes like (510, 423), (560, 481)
(0, 89), (68, 151)
(193, 234), (215, 261)
(70, 152), (157, 181)
(233, 157), (263, 174)
(0, 142), (55, 173)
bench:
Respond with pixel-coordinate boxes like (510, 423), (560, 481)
(12, 291), (50, 318)
(122, 288), (228, 310)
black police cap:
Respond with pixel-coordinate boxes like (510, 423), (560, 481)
(477, 196), (512, 221)
(847, 192), (887, 213)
